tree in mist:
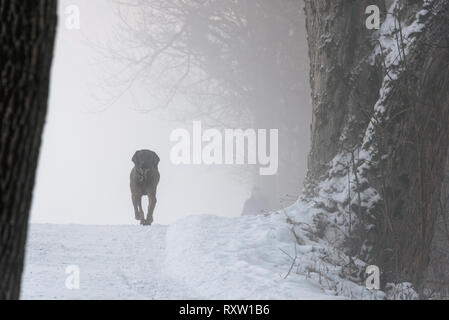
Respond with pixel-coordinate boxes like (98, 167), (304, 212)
(303, 0), (449, 295)
(111, 0), (311, 209)
(0, 1), (57, 299)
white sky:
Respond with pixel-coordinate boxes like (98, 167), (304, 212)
(30, 0), (250, 225)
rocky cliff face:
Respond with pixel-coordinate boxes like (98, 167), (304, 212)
(305, 0), (384, 179)
(303, 0), (449, 294)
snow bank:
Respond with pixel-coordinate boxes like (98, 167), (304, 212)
(22, 211), (384, 300)
(164, 213), (340, 299)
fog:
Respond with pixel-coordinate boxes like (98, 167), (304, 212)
(30, 0), (311, 225)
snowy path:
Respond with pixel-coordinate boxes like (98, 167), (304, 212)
(21, 214), (339, 300)
(21, 224), (197, 299)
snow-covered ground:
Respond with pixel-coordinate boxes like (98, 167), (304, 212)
(21, 212), (345, 300)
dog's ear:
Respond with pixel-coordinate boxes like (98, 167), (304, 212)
(152, 152), (160, 166)
(132, 151), (140, 166)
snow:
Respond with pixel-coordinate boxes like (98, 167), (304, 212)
(21, 224), (196, 299)
(165, 214), (337, 300)
(372, 0), (429, 114)
(21, 213), (346, 300)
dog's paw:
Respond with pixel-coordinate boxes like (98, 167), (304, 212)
(135, 212), (144, 221)
(141, 218), (153, 226)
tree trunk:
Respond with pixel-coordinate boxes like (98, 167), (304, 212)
(0, 1), (57, 300)
(304, 0), (449, 292)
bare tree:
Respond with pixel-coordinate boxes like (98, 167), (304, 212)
(109, 0), (311, 209)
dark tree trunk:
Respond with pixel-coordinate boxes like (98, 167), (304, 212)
(304, 0), (449, 293)
(0, 1), (57, 300)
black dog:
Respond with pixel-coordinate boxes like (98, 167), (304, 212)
(130, 150), (160, 226)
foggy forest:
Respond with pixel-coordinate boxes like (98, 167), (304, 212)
(1, 0), (449, 302)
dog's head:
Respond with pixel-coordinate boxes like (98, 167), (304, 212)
(132, 150), (160, 169)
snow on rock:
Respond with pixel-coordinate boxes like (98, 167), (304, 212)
(297, 3), (434, 289)
(385, 282), (418, 300)
(371, 0), (429, 114)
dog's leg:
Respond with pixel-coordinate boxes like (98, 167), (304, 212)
(132, 194), (144, 221)
(145, 195), (153, 225)
(143, 194), (157, 226)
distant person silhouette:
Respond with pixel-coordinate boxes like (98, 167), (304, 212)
(241, 187), (269, 216)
